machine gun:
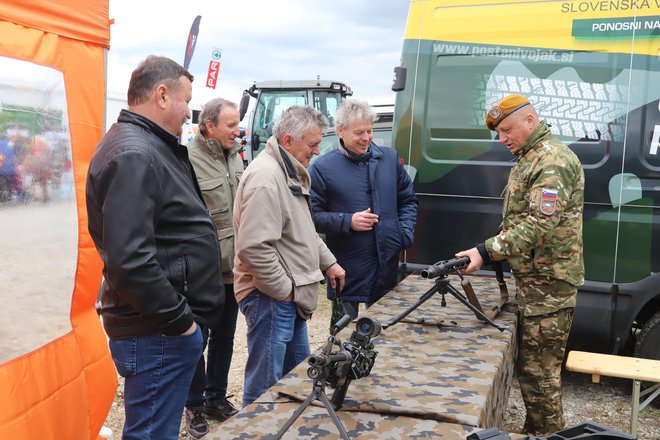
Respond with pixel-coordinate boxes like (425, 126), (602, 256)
(420, 256), (470, 279)
(274, 314), (382, 440)
(384, 256), (507, 332)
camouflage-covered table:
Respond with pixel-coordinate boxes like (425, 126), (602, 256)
(209, 274), (519, 439)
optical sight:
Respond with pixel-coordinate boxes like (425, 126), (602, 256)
(356, 316), (382, 338)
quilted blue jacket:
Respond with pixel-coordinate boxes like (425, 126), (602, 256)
(309, 143), (417, 303)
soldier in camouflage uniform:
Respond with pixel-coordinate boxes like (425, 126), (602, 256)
(457, 94), (584, 436)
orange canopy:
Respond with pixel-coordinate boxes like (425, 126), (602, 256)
(0, 1), (116, 439)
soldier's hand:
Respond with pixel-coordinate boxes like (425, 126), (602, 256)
(456, 248), (483, 274)
(351, 208), (379, 231)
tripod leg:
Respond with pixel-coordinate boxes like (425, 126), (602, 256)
(274, 387), (321, 439)
(317, 388), (351, 440)
(383, 283), (440, 328)
(446, 284), (507, 332)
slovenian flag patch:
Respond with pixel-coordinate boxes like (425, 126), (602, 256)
(540, 188), (558, 215)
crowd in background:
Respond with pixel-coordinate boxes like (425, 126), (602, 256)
(0, 123), (72, 204)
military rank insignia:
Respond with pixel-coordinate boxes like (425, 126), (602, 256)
(488, 105), (502, 120)
(540, 188), (558, 215)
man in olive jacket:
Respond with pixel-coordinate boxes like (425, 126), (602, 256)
(457, 94), (584, 436)
(184, 98), (243, 438)
(233, 106), (345, 407)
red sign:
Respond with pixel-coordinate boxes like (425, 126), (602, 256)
(206, 60), (220, 89)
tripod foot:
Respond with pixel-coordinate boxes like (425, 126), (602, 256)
(274, 385), (351, 440)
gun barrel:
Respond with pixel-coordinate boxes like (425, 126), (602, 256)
(421, 256), (470, 279)
(308, 351), (352, 367)
(331, 314), (353, 336)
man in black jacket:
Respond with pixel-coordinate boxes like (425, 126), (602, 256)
(86, 55), (224, 440)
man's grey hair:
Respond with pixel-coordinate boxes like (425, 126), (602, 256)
(199, 98), (238, 136)
(335, 98), (377, 130)
(127, 55), (194, 106)
(272, 106), (328, 141)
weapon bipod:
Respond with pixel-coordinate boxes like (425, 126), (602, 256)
(383, 275), (507, 332)
(274, 376), (350, 440)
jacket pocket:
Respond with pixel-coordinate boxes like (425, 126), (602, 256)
(290, 268), (324, 288)
(163, 245), (187, 295)
(290, 269), (324, 320)
(198, 178), (230, 215)
(533, 245), (553, 273)
(218, 226), (234, 274)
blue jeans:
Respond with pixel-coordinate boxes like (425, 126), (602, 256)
(109, 326), (203, 440)
(186, 284), (239, 407)
(239, 289), (310, 407)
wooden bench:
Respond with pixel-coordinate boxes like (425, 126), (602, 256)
(565, 350), (660, 436)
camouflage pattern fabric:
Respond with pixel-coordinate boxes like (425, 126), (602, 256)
(211, 275), (519, 438)
(206, 401), (482, 439)
(485, 121), (585, 303)
(330, 299), (345, 330)
(517, 301), (575, 436)
(515, 275), (578, 318)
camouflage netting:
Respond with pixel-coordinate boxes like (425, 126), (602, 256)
(210, 274), (519, 439)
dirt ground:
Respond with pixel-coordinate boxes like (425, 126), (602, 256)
(104, 294), (660, 440)
(1, 198), (77, 364)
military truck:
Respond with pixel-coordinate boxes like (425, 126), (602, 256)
(392, 0), (660, 361)
(238, 79), (394, 164)
(238, 79), (353, 163)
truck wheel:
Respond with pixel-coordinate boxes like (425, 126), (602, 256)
(634, 310), (660, 406)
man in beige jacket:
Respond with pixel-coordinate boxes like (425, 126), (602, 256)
(184, 98), (242, 438)
(234, 105), (345, 407)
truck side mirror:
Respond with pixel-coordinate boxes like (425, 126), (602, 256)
(392, 66), (407, 92)
(239, 92), (250, 121)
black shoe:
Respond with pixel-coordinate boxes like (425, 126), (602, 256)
(185, 408), (209, 439)
(204, 397), (239, 421)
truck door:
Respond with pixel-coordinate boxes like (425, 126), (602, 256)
(312, 89), (343, 157)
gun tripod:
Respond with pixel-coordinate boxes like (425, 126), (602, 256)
(383, 275), (507, 332)
(274, 376), (350, 440)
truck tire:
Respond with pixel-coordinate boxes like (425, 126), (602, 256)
(634, 310), (660, 406)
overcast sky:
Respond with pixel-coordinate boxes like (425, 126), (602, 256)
(107, 1), (409, 113)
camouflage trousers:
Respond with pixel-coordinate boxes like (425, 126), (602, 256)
(516, 279), (576, 435)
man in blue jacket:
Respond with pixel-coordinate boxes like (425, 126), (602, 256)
(309, 99), (417, 325)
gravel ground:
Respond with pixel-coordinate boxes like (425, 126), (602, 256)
(505, 371), (660, 439)
(104, 295), (660, 439)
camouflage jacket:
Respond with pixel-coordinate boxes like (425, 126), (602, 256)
(485, 121), (585, 289)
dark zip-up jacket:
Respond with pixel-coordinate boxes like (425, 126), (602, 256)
(309, 143), (418, 303)
(86, 109), (224, 339)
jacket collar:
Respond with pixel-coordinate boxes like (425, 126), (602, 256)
(338, 139), (381, 161)
(264, 135), (311, 196)
(118, 109), (180, 149)
(194, 133), (241, 160)
(517, 120), (553, 157)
